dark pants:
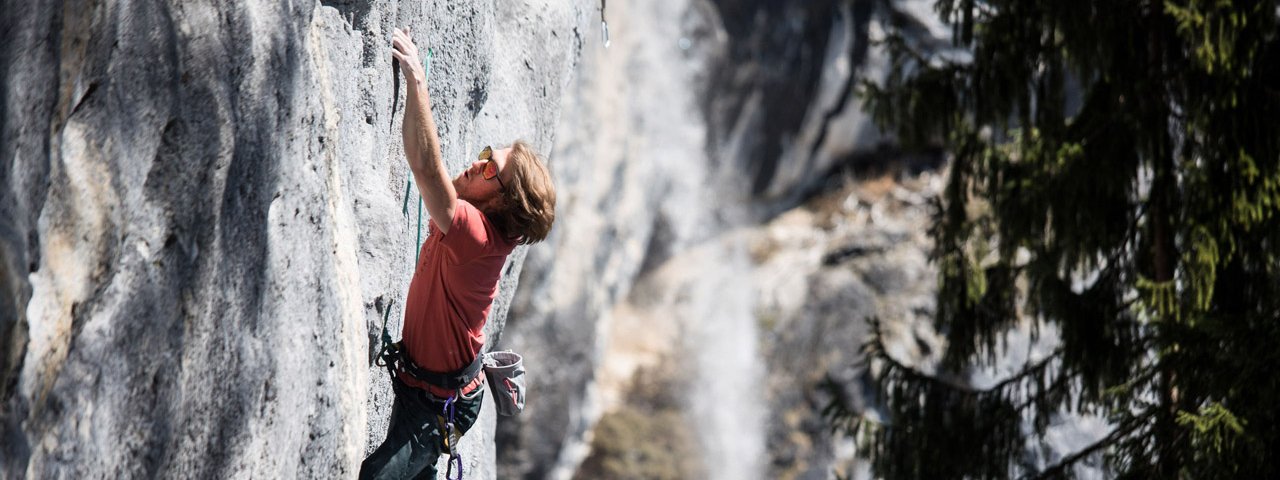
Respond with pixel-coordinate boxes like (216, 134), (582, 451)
(360, 379), (483, 480)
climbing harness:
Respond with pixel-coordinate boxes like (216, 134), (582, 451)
(375, 298), (481, 480)
(375, 299), (484, 392)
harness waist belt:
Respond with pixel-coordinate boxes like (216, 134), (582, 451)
(398, 347), (484, 391)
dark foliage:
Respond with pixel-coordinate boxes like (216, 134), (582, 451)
(826, 1), (1280, 478)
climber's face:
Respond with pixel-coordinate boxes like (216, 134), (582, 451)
(455, 145), (512, 210)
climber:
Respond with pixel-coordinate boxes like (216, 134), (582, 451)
(361, 26), (556, 480)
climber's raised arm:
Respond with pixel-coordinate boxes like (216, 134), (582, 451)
(391, 27), (457, 234)
(367, 31), (558, 477)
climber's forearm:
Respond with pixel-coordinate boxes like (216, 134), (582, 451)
(404, 78), (457, 233)
(402, 90), (419, 175)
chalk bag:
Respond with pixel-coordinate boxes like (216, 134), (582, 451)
(483, 351), (525, 416)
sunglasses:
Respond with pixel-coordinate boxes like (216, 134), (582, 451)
(478, 146), (506, 190)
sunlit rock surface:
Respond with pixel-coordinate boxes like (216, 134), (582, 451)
(0, 1), (588, 477)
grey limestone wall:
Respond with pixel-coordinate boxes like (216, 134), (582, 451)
(0, 0), (589, 478)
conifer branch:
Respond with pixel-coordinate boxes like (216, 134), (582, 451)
(1025, 410), (1156, 480)
(867, 317), (1067, 400)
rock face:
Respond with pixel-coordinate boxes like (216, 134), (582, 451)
(1, 0), (588, 478)
(749, 173), (946, 478)
(703, 0), (952, 204)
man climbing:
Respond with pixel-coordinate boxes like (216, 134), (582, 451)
(361, 26), (556, 479)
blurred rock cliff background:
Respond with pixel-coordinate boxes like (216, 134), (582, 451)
(502, 1), (958, 479)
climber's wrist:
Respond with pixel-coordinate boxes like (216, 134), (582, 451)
(413, 59), (430, 87)
(408, 72), (428, 96)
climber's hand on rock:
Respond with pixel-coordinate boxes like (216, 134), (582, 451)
(391, 27), (424, 84)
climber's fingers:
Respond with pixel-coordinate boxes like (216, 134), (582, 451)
(391, 27), (426, 82)
(391, 28), (419, 57)
(391, 35), (409, 56)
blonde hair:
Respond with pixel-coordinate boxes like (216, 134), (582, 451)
(489, 140), (556, 244)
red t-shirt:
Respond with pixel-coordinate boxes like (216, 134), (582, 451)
(400, 200), (515, 398)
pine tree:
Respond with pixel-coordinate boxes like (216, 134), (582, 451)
(827, 1), (1280, 478)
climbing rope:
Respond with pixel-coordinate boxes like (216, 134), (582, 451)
(401, 173), (424, 265)
(374, 298), (398, 375)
